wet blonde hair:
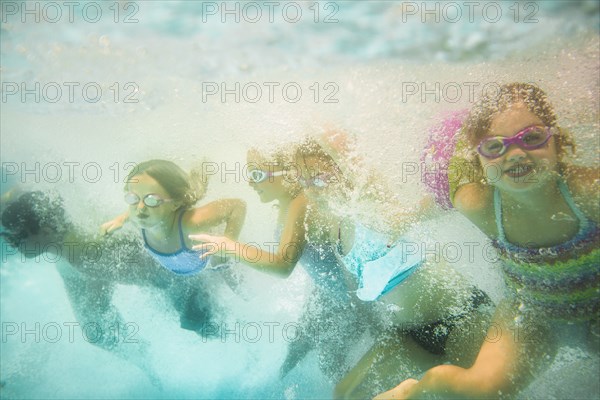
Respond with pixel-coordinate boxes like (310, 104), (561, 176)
(296, 136), (353, 191)
(296, 135), (411, 234)
(247, 145), (292, 169)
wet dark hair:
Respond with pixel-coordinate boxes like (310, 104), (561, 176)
(124, 160), (203, 209)
(1, 191), (68, 242)
(463, 82), (575, 157)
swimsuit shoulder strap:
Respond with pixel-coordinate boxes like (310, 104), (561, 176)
(494, 179), (592, 248)
(558, 179), (590, 231)
(141, 228), (162, 253)
(141, 228), (150, 247)
(493, 186), (508, 245)
(177, 209), (188, 248)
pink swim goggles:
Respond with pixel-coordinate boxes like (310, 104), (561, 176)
(477, 125), (554, 159)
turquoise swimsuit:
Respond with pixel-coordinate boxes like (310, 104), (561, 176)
(142, 211), (209, 276)
(339, 223), (490, 354)
(274, 225), (351, 299)
(338, 224), (424, 301)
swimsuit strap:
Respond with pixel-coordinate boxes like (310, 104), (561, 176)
(493, 187), (507, 245)
(141, 228), (150, 247)
(177, 209), (188, 249)
(142, 210), (187, 252)
(557, 179), (590, 233)
(494, 178), (590, 247)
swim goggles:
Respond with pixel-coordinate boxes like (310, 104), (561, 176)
(298, 173), (336, 188)
(477, 125), (554, 159)
(124, 193), (173, 208)
(248, 169), (286, 183)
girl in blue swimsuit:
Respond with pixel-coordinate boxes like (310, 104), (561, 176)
(101, 159), (246, 333)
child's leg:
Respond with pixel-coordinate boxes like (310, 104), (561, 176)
(315, 296), (366, 382)
(61, 271), (160, 386)
(169, 279), (220, 337)
(279, 290), (322, 379)
(334, 330), (439, 399)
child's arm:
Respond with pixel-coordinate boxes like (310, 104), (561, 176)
(100, 211), (130, 235)
(190, 195), (308, 277)
(187, 198), (247, 240)
(452, 182), (497, 238)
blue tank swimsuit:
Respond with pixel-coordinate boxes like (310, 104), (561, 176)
(142, 211), (209, 276)
(338, 224), (425, 302)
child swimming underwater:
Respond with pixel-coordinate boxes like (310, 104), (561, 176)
(1, 191), (166, 383)
(291, 132), (494, 399)
(189, 145), (369, 382)
(100, 159), (246, 333)
(378, 83), (599, 399)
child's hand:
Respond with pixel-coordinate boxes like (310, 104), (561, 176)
(373, 379), (418, 400)
(100, 214), (128, 236)
(189, 234), (236, 260)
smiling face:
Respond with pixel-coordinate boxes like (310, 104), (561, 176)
(125, 173), (181, 229)
(478, 102), (559, 192)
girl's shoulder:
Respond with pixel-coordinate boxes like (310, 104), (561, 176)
(563, 165), (600, 222)
(181, 204), (206, 222)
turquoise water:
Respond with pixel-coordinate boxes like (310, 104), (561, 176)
(1, 1), (599, 399)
